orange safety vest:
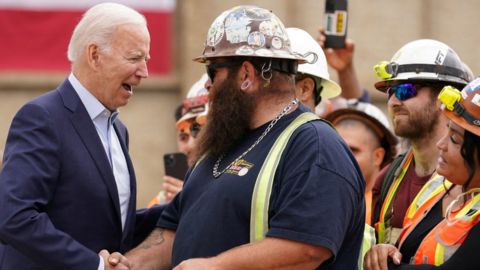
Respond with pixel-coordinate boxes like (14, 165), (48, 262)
(375, 150), (414, 243)
(398, 174), (480, 265)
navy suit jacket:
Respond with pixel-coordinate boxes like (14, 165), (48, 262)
(0, 79), (164, 269)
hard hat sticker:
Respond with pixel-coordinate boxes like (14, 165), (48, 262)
(472, 94), (480, 108)
(466, 77), (480, 92)
(206, 11), (229, 46)
(244, 7), (273, 20)
(259, 20), (276, 37)
(434, 50), (445, 65)
(225, 11), (252, 44)
(247, 31), (266, 48)
(236, 45), (255, 55)
(461, 90), (468, 100)
(271, 18), (286, 39)
(255, 48), (273, 57)
(391, 50), (402, 62)
(271, 37), (282, 50)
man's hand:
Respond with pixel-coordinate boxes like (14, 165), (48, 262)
(317, 27), (355, 72)
(163, 176), (184, 203)
(99, 250), (131, 270)
(363, 244), (402, 270)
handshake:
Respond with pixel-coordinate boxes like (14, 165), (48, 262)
(100, 250), (131, 269)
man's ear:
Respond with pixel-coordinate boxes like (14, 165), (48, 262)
(86, 42), (100, 70)
(296, 77), (315, 105)
(373, 147), (386, 168)
(238, 61), (257, 90)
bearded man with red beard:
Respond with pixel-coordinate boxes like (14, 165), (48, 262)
(106, 6), (365, 270)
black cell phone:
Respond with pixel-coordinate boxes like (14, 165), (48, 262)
(323, 0), (348, 48)
(163, 152), (189, 181)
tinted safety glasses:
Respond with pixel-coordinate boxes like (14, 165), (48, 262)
(189, 123), (202, 138)
(387, 83), (429, 101)
(205, 62), (241, 83)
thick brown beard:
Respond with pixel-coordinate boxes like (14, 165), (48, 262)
(190, 69), (258, 163)
(392, 95), (440, 140)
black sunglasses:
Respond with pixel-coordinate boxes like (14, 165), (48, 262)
(205, 62), (241, 83)
(190, 123), (202, 138)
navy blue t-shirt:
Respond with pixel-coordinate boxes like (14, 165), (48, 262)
(157, 103), (366, 269)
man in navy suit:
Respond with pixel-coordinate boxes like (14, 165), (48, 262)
(0, 3), (162, 269)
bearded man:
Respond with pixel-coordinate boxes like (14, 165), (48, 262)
(107, 6), (365, 270)
(371, 39), (470, 244)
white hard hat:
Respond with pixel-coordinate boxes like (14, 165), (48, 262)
(374, 39), (469, 92)
(286, 27), (341, 99)
(176, 73), (209, 131)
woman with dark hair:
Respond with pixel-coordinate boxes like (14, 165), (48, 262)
(364, 78), (480, 270)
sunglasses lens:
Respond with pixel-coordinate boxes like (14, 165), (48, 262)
(388, 84), (418, 101)
(190, 123), (202, 138)
(205, 66), (214, 83)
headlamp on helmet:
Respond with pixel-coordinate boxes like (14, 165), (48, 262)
(438, 85), (480, 128)
(438, 86), (461, 111)
(373, 61), (396, 80)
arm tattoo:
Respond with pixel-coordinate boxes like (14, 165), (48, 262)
(138, 228), (166, 250)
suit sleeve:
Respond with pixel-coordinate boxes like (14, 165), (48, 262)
(0, 103), (100, 269)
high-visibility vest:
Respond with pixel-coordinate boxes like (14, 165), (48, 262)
(375, 150), (414, 244)
(250, 112), (323, 242)
(359, 224), (376, 270)
(398, 174), (480, 265)
(249, 112), (372, 268)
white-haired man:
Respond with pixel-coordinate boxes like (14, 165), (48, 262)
(0, 3), (163, 270)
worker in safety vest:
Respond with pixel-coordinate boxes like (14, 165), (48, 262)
(326, 100), (397, 225)
(106, 5), (365, 270)
(326, 100), (397, 270)
(365, 77), (480, 269)
(371, 39), (469, 245)
(147, 74), (209, 207)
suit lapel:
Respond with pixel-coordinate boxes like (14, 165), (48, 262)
(58, 80), (122, 224)
(114, 123), (137, 246)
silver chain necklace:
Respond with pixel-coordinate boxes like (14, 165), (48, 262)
(213, 98), (299, 178)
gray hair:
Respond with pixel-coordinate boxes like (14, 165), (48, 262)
(67, 3), (147, 63)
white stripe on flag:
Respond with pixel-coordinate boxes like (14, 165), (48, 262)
(0, 0), (175, 12)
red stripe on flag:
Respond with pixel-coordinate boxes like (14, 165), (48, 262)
(0, 9), (171, 74)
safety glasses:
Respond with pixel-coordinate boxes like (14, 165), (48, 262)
(189, 123), (202, 138)
(387, 83), (428, 101)
(205, 62), (241, 83)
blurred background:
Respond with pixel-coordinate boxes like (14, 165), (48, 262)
(1, 0), (479, 208)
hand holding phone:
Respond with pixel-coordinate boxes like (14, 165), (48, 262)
(163, 152), (189, 180)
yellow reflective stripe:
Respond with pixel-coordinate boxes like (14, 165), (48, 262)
(407, 174), (447, 218)
(377, 156), (412, 243)
(435, 242), (444, 266)
(250, 112), (320, 242)
(454, 192), (480, 221)
(359, 224), (376, 270)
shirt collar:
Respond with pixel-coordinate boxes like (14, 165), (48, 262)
(68, 73), (119, 122)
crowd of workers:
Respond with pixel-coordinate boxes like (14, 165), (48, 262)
(0, 3), (479, 270)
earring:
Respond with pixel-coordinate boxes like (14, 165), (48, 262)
(241, 79), (251, 90)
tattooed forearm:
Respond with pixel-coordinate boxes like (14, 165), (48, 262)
(138, 228), (165, 250)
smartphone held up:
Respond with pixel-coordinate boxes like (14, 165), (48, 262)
(163, 152), (189, 181)
(323, 0), (348, 48)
